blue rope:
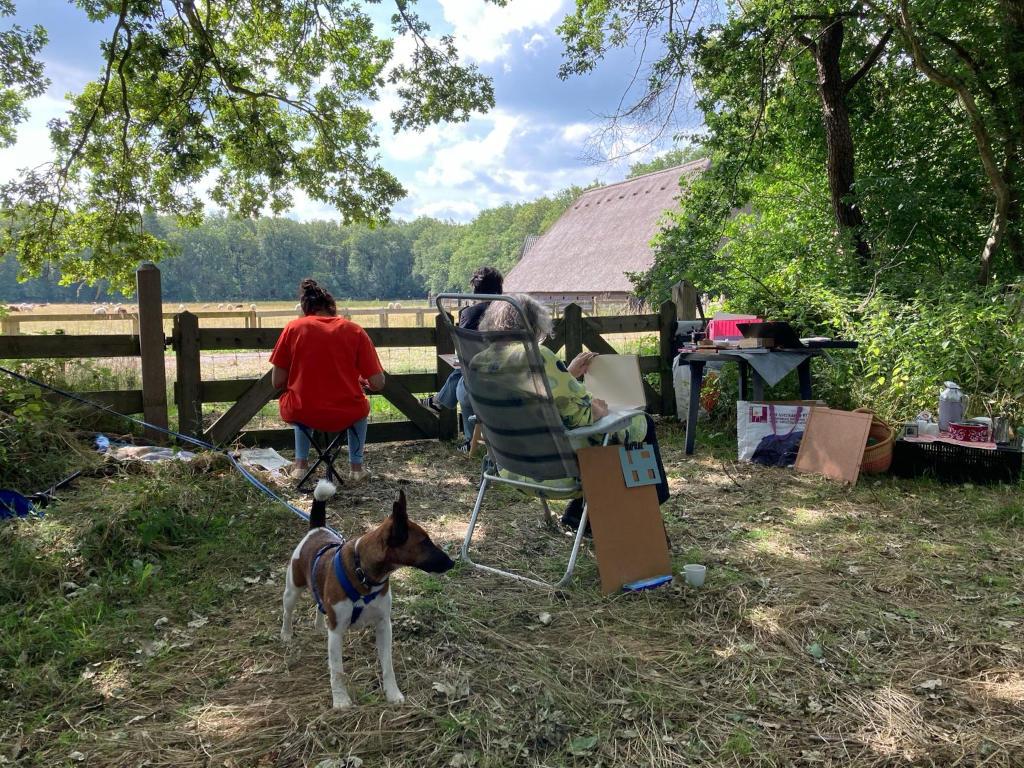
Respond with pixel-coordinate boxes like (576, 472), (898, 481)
(0, 363), (325, 529)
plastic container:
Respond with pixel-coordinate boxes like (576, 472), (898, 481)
(892, 439), (1022, 484)
(706, 317), (761, 341)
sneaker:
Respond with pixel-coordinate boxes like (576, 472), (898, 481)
(349, 467), (371, 485)
(290, 465), (310, 480)
(457, 441), (471, 454)
(419, 396), (441, 414)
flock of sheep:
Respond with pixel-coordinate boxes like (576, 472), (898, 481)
(4, 303), (45, 312)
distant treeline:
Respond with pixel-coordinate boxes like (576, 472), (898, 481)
(0, 190), (579, 303)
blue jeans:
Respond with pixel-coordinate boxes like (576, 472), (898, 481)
(293, 418), (368, 465)
(435, 370), (476, 442)
(436, 370), (461, 409)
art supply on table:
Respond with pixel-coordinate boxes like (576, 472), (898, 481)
(683, 564), (706, 587)
(938, 382), (966, 432)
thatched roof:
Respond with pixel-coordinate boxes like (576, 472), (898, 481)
(505, 158), (710, 295)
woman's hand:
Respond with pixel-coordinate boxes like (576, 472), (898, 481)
(567, 351), (599, 379)
(591, 397), (609, 420)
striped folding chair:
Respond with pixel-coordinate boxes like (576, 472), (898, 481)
(436, 294), (640, 589)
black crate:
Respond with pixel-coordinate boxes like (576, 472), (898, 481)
(892, 439), (1023, 484)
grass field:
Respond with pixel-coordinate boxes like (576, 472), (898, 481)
(2, 424), (1022, 766)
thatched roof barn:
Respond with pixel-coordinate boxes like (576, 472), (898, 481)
(505, 158), (710, 304)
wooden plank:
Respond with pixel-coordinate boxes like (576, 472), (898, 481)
(543, 315), (565, 354)
(136, 263), (169, 441)
(238, 420), (431, 449)
(564, 303), (583, 362)
(174, 312), (203, 438)
(672, 280), (698, 321)
(378, 375), (439, 438)
(195, 372), (436, 403)
(0, 334), (142, 358)
(658, 300), (677, 417)
(204, 370), (278, 446)
(196, 325), (435, 350)
(43, 389), (145, 414)
(588, 315), (659, 334)
(435, 313), (458, 441)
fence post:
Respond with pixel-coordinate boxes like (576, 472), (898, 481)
(564, 303), (583, 362)
(174, 311), (202, 438)
(136, 262), (169, 442)
(658, 300), (677, 417)
(0, 315), (17, 335)
(379, 309), (389, 328)
(671, 279), (698, 321)
(434, 313), (458, 442)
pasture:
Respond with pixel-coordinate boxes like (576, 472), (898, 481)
(2, 425), (1023, 767)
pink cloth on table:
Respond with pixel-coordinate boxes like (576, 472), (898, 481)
(903, 433), (997, 451)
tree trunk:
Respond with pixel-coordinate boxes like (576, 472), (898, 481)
(812, 18), (871, 260)
(1001, 0), (1024, 269)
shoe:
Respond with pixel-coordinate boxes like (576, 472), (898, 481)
(290, 465), (310, 480)
(560, 498), (592, 538)
(419, 396), (441, 414)
(349, 467), (370, 485)
(457, 441), (471, 454)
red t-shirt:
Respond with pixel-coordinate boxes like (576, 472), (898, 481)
(269, 315), (384, 431)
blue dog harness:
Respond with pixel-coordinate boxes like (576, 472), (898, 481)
(309, 536), (386, 625)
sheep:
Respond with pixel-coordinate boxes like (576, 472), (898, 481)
(294, 302), (302, 312)
(394, 302), (402, 310)
(6, 304), (20, 312)
(93, 306), (107, 315)
(116, 306), (129, 316)
(18, 303), (33, 312)
(249, 303), (257, 310)
(177, 304), (186, 312)
(217, 303), (226, 310)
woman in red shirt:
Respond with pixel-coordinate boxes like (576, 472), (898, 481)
(270, 280), (385, 483)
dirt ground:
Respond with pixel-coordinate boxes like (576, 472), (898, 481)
(3, 422), (1023, 767)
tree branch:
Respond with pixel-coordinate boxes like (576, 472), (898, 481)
(844, 27), (892, 93)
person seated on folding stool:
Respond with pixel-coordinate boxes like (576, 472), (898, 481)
(270, 279), (385, 485)
(478, 295), (670, 531)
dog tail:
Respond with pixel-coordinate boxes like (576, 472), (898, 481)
(309, 479), (337, 529)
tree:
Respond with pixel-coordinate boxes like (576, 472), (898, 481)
(866, 0), (1024, 283)
(627, 142), (708, 178)
(558, 0), (893, 261)
(0, 0), (501, 293)
(0, 0), (47, 147)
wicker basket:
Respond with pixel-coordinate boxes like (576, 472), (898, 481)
(856, 408), (894, 474)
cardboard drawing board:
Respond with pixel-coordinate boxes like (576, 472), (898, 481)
(584, 354), (646, 411)
(577, 445), (671, 594)
(794, 407), (872, 484)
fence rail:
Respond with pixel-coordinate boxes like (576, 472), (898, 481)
(2, 265), (681, 452)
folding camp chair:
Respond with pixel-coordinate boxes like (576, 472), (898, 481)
(436, 294), (640, 589)
(293, 424), (345, 492)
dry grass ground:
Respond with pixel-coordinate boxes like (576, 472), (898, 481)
(3, 423), (1022, 767)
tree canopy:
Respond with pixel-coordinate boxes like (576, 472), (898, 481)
(0, 0), (503, 293)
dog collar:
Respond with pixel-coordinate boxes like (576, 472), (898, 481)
(352, 536), (388, 589)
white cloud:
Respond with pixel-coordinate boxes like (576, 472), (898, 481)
(0, 94), (70, 183)
(437, 0), (567, 63)
(523, 33), (547, 54)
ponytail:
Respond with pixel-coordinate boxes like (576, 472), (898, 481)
(299, 279), (337, 316)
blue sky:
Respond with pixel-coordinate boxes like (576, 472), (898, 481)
(0, 1), (700, 222)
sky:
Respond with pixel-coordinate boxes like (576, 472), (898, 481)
(0, 0), (700, 223)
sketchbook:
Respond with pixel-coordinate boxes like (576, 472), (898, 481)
(584, 354), (646, 412)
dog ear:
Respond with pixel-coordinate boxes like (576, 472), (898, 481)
(387, 489), (408, 547)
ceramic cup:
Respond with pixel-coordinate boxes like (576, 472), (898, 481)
(683, 563), (707, 587)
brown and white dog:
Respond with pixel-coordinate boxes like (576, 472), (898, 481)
(281, 480), (454, 708)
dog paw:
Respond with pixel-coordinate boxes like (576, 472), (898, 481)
(280, 629), (293, 643)
(332, 697), (353, 709)
(385, 690), (406, 705)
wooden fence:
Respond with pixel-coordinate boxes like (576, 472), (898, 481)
(0, 265), (681, 449)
